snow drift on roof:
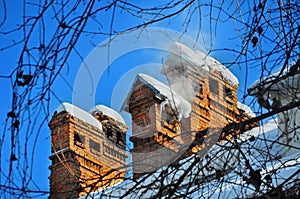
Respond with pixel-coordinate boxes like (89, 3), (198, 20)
(78, 119), (286, 199)
(168, 42), (239, 86)
(237, 118), (278, 142)
(237, 101), (256, 117)
(249, 66), (290, 91)
(248, 62), (300, 96)
(56, 102), (103, 131)
(89, 105), (126, 125)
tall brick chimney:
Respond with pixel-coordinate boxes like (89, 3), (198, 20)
(48, 103), (128, 199)
(122, 42), (255, 178)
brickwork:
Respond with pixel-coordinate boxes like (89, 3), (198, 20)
(127, 65), (255, 178)
(49, 107), (128, 199)
(48, 46), (257, 196)
(49, 149), (81, 198)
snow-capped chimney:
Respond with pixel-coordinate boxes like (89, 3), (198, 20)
(48, 103), (128, 198)
(122, 43), (255, 178)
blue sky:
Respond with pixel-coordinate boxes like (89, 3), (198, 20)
(0, 1), (276, 198)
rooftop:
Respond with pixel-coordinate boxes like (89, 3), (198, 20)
(79, 118), (300, 199)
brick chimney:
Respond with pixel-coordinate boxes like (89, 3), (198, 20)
(48, 103), (128, 199)
(122, 42), (254, 178)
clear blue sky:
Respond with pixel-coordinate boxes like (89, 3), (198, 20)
(0, 1), (270, 198)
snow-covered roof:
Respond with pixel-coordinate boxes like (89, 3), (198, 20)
(248, 63), (300, 96)
(122, 73), (192, 119)
(237, 118), (278, 143)
(166, 42), (239, 86)
(79, 118), (296, 199)
(89, 105), (126, 125)
(201, 152), (300, 199)
(56, 102), (103, 131)
(237, 101), (256, 117)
